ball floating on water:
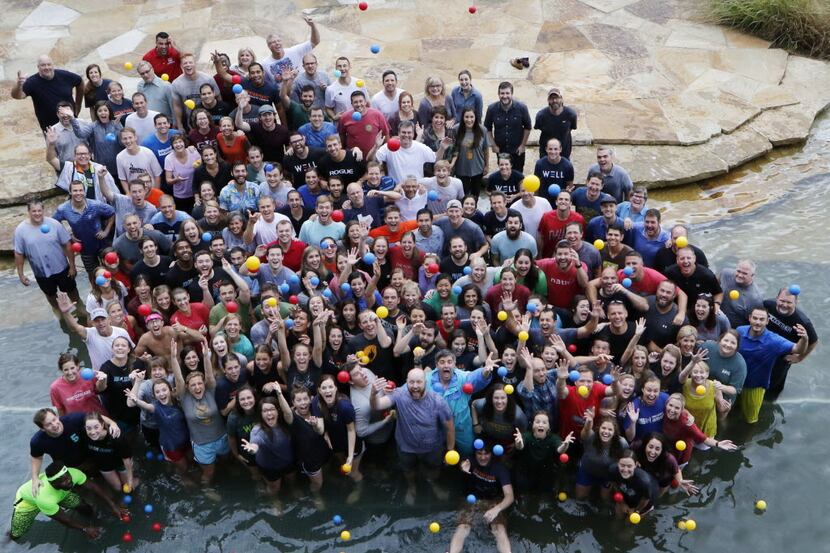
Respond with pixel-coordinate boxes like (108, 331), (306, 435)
(363, 252), (376, 265)
(202, 232), (212, 242)
(522, 175), (540, 193)
(340, 530), (351, 541)
(497, 310), (508, 321)
(613, 492), (624, 503)
(123, 494), (132, 504)
(337, 371), (350, 384)
(622, 278), (632, 288)
(358, 1), (368, 10)
(695, 384), (706, 395)
(388, 137), (401, 152)
(675, 236), (688, 249)
(492, 444), (504, 456)
(429, 521), (440, 533)
(677, 520), (687, 530)
(559, 453), (569, 464)
(602, 374), (614, 385)
(569, 370), (580, 382)
(152, 522), (162, 532)
(462, 382), (473, 394)
(755, 499), (767, 512)
(370, 44), (380, 54)
(578, 385), (589, 398)
(232, 84), (243, 94)
(468, 5), (477, 13)
(352, 111), (362, 121)
(226, 301), (239, 313)
(685, 519), (696, 531)
(232, 74), (242, 84)
(473, 439), (484, 450)
(629, 512), (641, 524)
(497, 366), (508, 377)
(123, 532), (133, 542)
(95, 275), (107, 286)
(623, 266), (634, 276)
(40, 224), (50, 233)
(341, 463), (352, 474)
(504, 384), (514, 395)
(157, 452), (164, 461)
(333, 514), (343, 524)
(444, 450), (460, 465)
(518, 331), (529, 342)
(264, 297), (277, 308)
(676, 440), (687, 451)
(80, 368), (95, 380)
(333, 69), (342, 78)
(729, 289), (740, 300)
(184, 99), (196, 110)
(376, 306), (389, 319)
(161, 73), (169, 81)
(548, 184), (561, 197)
(463, 266), (472, 275)
(145, 450), (154, 460)
(144, 504), (153, 514)
(245, 256), (261, 272)
(356, 79), (365, 88)
(558, 492), (567, 502)
(71, 242), (82, 252)
(789, 284), (800, 296)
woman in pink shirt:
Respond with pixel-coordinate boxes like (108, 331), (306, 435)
(49, 352), (107, 416)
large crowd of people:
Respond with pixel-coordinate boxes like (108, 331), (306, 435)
(8, 17), (820, 552)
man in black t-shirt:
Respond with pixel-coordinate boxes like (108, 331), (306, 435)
(663, 247), (722, 305)
(235, 103), (289, 163)
(166, 239), (199, 291)
(534, 87), (578, 159)
(12, 56), (83, 129)
(644, 281), (684, 351)
(348, 310), (397, 383)
(482, 192), (518, 239)
(764, 288), (820, 399)
(597, 302), (643, 363)
(486, 155), (524, 204)
(282, 133), (325, 185)
(30, 410), (89, 476)
(317, 134), (366, 186)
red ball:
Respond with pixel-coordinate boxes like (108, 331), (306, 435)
(567, 344), (577, 353)
(151, 522), (162, 532)
(231, 74), (242, 84)
(386, 381), (397, 391)
(468, 5), (477, 13)
(226, 301), (238, 313)
(559, 453), (569, 464)
(289, 295), (299, 305)
(613, 492), (624, 503)
(462, 382), (473, 394)
(138, 304), (152, 317)
(71, 242), (82, 253)
(428, 263), (439, 274)
(104, 252), (119, 264)
(331, 209), (344, 222)
(670, 479), (680, 489)
(337, 370), (350, 384)
(358, 1), (368, 9)
(122, 532), (133, 543)
(122, 514), (131, 523)
(387, 137), (401, 152)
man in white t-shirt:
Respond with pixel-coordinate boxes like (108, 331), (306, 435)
(262, 15), (320, 85)
(243, 195), (290, 247)
(57, 296), (133, 370)
(124, 92), (159, 143)
(374, 121), (438, 183)
(325, 57), (370, 121)
(371, 70), (403, 119)
(510, 189), (551, 239)
(419, 159), (464, 215)
(115, 128), (162, 191)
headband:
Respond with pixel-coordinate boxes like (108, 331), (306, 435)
(46, 465), (69, 482)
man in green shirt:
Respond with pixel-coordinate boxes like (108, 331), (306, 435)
(280, 71), (326, 131)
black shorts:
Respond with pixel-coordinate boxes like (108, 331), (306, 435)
(35, 267), (77, 297)
(259, 464), (294, 482)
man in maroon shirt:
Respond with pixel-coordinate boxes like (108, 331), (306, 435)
(537, 190), (584, 258)
(338, 91), (389, 159)
(142, 32), (182, 81)
(537, 239), (589, 309)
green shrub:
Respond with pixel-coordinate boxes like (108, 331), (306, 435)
(705, 0), (830, 59)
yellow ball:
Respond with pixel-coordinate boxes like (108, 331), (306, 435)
(356, 79), (365, 88)
(192, 160), (202, 168)
(341, 463), (352, 474)
(376, 306), (389, 319)
(729, 289), (740, 300)
(413, 346), (424, 357)
(340, 530), (351, 541)
(429, 522), (440, 533)
(358, 355), (369, 364)
(676, 440), (687, 451)
(122, 483), (131, 493)
(755, 499), (767, 511)
(593, 239), (605, 250)
(504, 384), (514, 395)
(264, 297), (277, 308)
(558, 492), (567, 502)
(675, 236), (688, 248)
(161, 73), (169, 81)
(245, 255), (261, 272)
(184, 99), (196, 110)
(695, 384), (706, 395)
(629, 512), (641, 524)
(497, 310), (508, 321)
(522, 175), (540, 193)
(444, 450), (460, 465)
(685, 519), (696, 531)
(124, 62), (133, 70)
(518, 331), (529, 342)
(677, 520), (687, 530)
(577, 385), (589, 398)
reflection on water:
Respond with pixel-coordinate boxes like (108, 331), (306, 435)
(0, 129), (828, 552)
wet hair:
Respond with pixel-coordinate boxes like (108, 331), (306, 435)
(57, 351), (80, 371)
(481, 383), (518, 422)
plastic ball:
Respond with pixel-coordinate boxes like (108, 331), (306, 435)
(310, 276), (320, 287)
(504, 384), (514, 395)
(577, 385), (589, 398)
(323, 289), (333, 299)
(102, 270), (112, 279)
(95, 275), (107, 286)
(279, 282), (290, 294)
(40, 223), (50, 233)
(386, 381), (397, 391)
(288, 295), (299, 305)
(192, 160), (202, 168)
(567, 344), (577, 353)
(388, 137), (401, 152)
(145, 450), (154, 460)
(341, 463), (352, 474)
(284, 318), (295, 329)
(593, 239), (605, 250)
(331, 209), (344, 222)
(376, 306), (389, 319)
(427, 190), (438, 201)
(124, 62), (133, 70)
(202, 232), (212, 242)
(622, 278), (632, 288)
(678, 520), (687, 530)
(161, 73), (169, 81)
(370, 44), (381, 54)
(685, 519), (696, 531)
(527, 302), (537, 313)
(351, 111), (362, 121)
(340, 530), (351, 541)
(137, 304), (151, 317)
(559, 453), (569, 464)
(463, 266), (472, 275)
(106, 132), (117, 142)
(789, 284), (801, 296)
(755, 499), (767, 512)
(103, 251), (118, 265)
(123, 532), (133, 542)
(363, 252), (376, 265)
(444, 450), (460, 465)
(429, 522), (440, 533)
(144, 504), (153, 514)
(264, 297), (277, 308)
(356, 79), (365, 88)
(602, 374), (614, 385)
(157, 453), (164, 461)
(497, 310), (508, 321)
(223, 301), (237, 314)
(623, 266), (634, 276)
(80, 368), (95, 380)
(340, 282), (351, 293)
(673, 235), (688, 249)
(462, 382), (474, 394)
(289, 274), (300, 285)
(676, 440), (687, 451)
(558, 492), (567, 502)
(492, 444), (504, 456)
(232, 84), (243, 94)
(337, 371), (350, 384)
(245, 256), (261, 272)
(358, 1), (368, 9)
(333, 514), (343, 524)
(232, 74), (242, 84)
(695, 384), (706, 395)
(122, 514), (131, 523)
(333, 69), (342, 78)
(473, 439), (484, 450)
(467, 493), (477, 504)
(468, 5), (477, 13)
(497, 366), (508, 377)
(71, 242), (82, 253)
(569, 370), (580, 382)
(522, 175), (540, 193)
(613, 492), (624, 503)
(729, 289), (739, 300)
(152, 522), (162, 532)
(548, 184), (561, 197)
(629, 512), (641, 524)
(123, 494), (132, 504)
(413, 346), (424, 357)
(122, 483), (131, 493)
(427, 262), (440, 274)
(184, 99), (196, 110)
(518, 331), (529, 342)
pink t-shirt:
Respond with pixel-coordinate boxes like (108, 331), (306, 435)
(171, 302), (211, 330)
(50, 377), (106, 415)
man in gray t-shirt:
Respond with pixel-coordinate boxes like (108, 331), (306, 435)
(291, 54), (330, 109)
(719, 261), (764, 328)
(171, 54), (221, 130)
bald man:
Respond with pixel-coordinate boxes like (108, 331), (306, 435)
(12, 55), (83, 129)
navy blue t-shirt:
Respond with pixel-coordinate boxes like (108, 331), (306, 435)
(22, 69), (82, 129)
(29, 412), (88, 467)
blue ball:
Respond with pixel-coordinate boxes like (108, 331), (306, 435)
(40, 223), (51, 234)
(493, 444), (504, 456)
(623, 266), (634, 276)
(466, 494), (477, 504)
(569, 370), (580, 382)
(202, 232), (212, 242)
(95, 275), (107, 286)
(333, 515), (343, 525)
(602, 374), (614, 385)
(433, 383), (444, 393)
(278, 282), (290, 294)
(427, 190), (439, 201)
(144, 504), (153, 514)
(548, 184), (561, 197)
(289, 274), (300, 285)
(310, 276), (320, 287)
(370, 44), (381, 54)
(463, 266), (472, 275)
(363, 252), (376, 265)
(232, 84), (243, 94)
(145, 451), (154, 460)
(123, 494), (132, 504)
(352, 111), (362, 121)
(622, 278), (632, 288)
(527, 302), (537, 313)
(157, 453), (165, 461)
(285, 318), (295, 329)
(452, 285), (462, 295)
(333, 69), (342, 78)
(789, 284), (801, 296)
(105, 132), (117, 142)
(473, 439), (484, 450)
(80, 368), (95, 380)
(341, 282), (351, 293)
(322, 288), (333, 299)
(497, 366), (508, 378)
(265, 163), (274, 173)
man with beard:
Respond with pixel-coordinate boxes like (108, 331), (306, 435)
(283, 133), (325, 185)
(763, 288), (819, 400)
(166, 239), (199, 290)
(537, 240), (589, 309)
(318, 135), (366, 187)
(186, 250), (232, 303)
(538, 190), (584, 259)
(585, 266), (649, 316)
(510, 188), (551, 240)
(371, 368), (455, 505)
(534, 87), (578, 159)
(490, 212), (536, 264)
(644, 280), (685, 352)
(599, 222), (633, 271)
(235, 103), (290, 164)
(112, 214), (171, 271)
(440, 237), (472, 282)
(219, 161), (261, 214)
